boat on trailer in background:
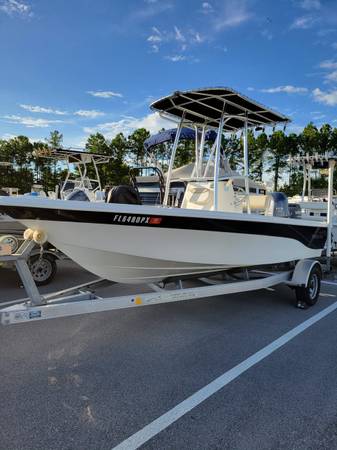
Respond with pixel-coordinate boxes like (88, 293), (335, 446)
(0, 148), (113, 284)
(289, 153), (337, 251)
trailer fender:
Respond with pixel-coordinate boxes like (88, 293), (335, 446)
(287, 260), (322, 288)
(29, 249), (61, 261)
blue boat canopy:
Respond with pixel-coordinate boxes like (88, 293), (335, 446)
(144, 127), (217, 151)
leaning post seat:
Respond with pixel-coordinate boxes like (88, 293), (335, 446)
(247, 194), (267, 214)
(181, 179), (242, 212)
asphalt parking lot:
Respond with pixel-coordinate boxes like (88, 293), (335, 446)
(1, 261), (337, 450)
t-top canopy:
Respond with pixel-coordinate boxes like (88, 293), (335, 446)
(151, 87), (290, 131)
(289, 152), (337, 169)
(143, 127), (217, 151)
(33, 147), (112, 164)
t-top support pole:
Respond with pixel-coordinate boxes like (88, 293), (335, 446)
(214, 113), (225, 211)
(326, 158), (335, 266)
(194, 126), (199, 178)
(199, 126), (206, 177)
(301, 164), (308, 201)
(243, 118), (251, 213)
(163, 115), (184, 206)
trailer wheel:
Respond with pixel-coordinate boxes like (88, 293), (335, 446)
(28, 254), (57, 286)
(295, 265), (321, 306)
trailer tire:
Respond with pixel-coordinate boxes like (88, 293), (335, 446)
(295, 265), (321, 306)
(28, 254), (57, 286)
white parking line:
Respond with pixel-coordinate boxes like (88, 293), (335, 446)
(322, 280), (337, 286)
(112, 300), (337, 450)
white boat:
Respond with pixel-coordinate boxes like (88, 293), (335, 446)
(0, 149), (111, 236)
(0, 187), (23, 237)
(288, 153), (337, 250)
(0, 87), (328, 284)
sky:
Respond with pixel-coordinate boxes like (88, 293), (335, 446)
(0, 0), (337, 147)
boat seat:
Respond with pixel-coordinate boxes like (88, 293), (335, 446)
(247, 193), (290, 217)
(247, 194), (268, 213)
(181, 180), (242, 212)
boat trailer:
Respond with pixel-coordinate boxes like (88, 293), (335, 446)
(0, 236), (323, 326)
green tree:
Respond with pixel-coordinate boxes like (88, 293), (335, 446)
(128, 128), (150, 165)
(47, 130), (63, 148)
(318, 124), (332, 153)
(85, 132), (130, 187)
(300, 123), (319, 153)
(266, 131), (289, 191)
(85, 133), (110, 154)
(2, 136), (34, 192)
(223, 133), (241, 169)
(247, 130), (267, 181)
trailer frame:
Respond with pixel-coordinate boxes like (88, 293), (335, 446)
(0, 237), (323, 326)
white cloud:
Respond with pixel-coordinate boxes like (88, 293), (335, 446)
(290, 15), (317, 29)
(147, 27), (162, 52)
(147, 27), (162, 44)
(319, 60), (337, 84)
(83, 112), (171, 139)
(0, 0), (32, 17)
(313, 87), (337, 105)
(1, 133), (16, 140)
(201, 2), (214, 13)
(214, 0), (252, 31)
(324, 70), (337, 83)
(2, 115), (65, 128)
(146, 25), (205, 55)
(192, 32), (204, 43)
(147, 34), (162, 43)
(20, 104), (106, 119)
(150, 44), (159, 53)
(164, 54), (186, 62)
(19, 104), (68, 115)
(299, 0), (321, 10)
(87, 90), (123, 98)
(174, 25), (185, 42)
(130, 1), (173, 22)
(74, 110), (105, 118)
(320, 59), (337, 69)
(260, 85), (308, 94)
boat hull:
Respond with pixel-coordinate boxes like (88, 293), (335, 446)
(0, 214), (25, 237)
(0, 197), (327, 284)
